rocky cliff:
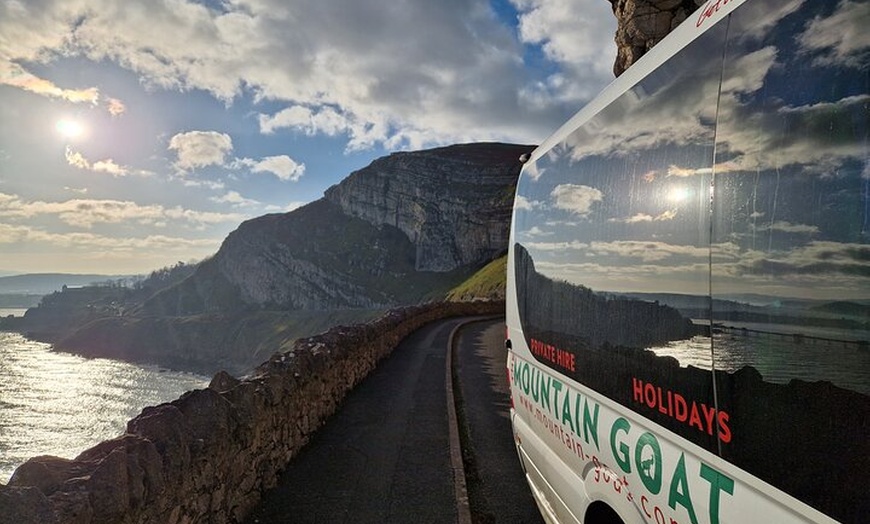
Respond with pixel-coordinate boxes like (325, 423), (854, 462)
(10, 142), (532, 374)
(324, 143), (526, 272)
(146, 142), (533, 315)
(608, 0), (706, 76)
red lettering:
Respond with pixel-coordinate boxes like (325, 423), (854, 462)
(689, 403), (704, 431)
(654, 505), (666, 524)
(657, 387), (668, 415)
(644, 383), (656, 408)
(701, 403), (716, 436)
(641, 495), (652, 518)
(674, 393), (688, 422)
(696, 0), (730, 27)
(630, 379), (734, 444)
(718, 410), (732, 444)
(633, 377), (644, 403)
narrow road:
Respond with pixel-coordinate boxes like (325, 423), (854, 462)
(244, 317), (463, 524)
(243, 316), (542, 524)
(454, 319), (544, 524)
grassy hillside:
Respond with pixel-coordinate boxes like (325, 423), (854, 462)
(445, 255), (507, 302)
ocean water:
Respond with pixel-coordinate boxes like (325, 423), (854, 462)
(649, 322), (870, 396)
(0, 331), (208, 482)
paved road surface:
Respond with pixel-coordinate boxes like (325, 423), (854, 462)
(454, 319), (544, 524)
(244, 316), (543, 524)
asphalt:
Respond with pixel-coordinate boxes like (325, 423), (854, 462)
(243, 316), (543, 524)
(243, 317), (464, 524)
(453, 319), (544, 524)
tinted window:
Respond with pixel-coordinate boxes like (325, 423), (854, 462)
(711, 0), (869, 520)
(514, 19), (727, 455)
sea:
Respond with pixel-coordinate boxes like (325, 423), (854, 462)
(649, 320), (870, 397)
(0, 308), (209, 483)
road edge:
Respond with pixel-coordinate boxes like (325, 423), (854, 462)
(446, 315), (504, 524)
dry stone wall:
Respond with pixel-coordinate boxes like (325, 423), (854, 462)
(0, 301), (502, 524)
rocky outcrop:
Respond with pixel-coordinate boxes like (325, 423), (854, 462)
(145, 142), (532, 315)
(9, 143), (530, 373)
(608, 0), (706, 76)
(0, 301), (502, 524)
(324, 143), (533, 272)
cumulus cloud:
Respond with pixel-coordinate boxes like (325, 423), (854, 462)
(512, 0), (616, 100)
(588, 240), (709, 263)
(169, 130), (306, 181)
(259, 105), (351, 136)
(0, 0), (618, 151)
(514, 195), (541, 211)
(105, 97), (126, 116)
(757, 221), (820, 235)
(0, 61), (99, 104)
(211, 190), (260, 207)
(550, 184), (602, 216)
(0, 60), (127, 117)
(64, 147), (149, 177)
(798, 0), (870, 68)
(233, 155), (306, 182)
(608, 210), (677, 224)
(168, 131), (234, 172)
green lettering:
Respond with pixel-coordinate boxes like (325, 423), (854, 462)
(521, 362), (530, 395)
(610, 417), (631, 473)
(574, 393), (583, 438)
(635, 432), (662, 494)
(531, 367), (541, 402)
(540, 374), (551, 411)
(552, 379), (563, 418)
(668, 453), (698, 524)
(700, 463), (734, 524)
(583, 401), (600, 450)
(561, 389), (575, 433)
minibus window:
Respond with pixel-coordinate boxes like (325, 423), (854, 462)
(711, 0), (870, 521)
(513, 19), (728, 455)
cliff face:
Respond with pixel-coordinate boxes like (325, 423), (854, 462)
(324, 143), (529, 272)
(608, 0), (706, 76)
(11, 143), (531, 374)
(147, 142), (533, 315)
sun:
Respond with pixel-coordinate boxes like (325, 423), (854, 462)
(667, 185), (691, 203)
(55, 119), (85, 139)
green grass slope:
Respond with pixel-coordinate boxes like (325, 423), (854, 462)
(445, 255), (506, 302)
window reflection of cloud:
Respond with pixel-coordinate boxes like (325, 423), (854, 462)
(797, 0), (870, 69)
(724, 240), (870, 280)
(550, 183), (603, 216)
(728, 0), (806, 42)
(720, 47), (778, 96)
(718, 94), (869, 177)
(534, 259), (710, 295)
(560, 59), (720, 164)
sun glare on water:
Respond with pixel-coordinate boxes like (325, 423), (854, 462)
(55, 118), (85, 139)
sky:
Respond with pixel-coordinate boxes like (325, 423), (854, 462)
(0, 0), (618, 276)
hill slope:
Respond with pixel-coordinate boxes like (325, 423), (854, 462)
(11, 142), (533, 374)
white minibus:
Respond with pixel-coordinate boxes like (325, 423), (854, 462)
(506, 0), (869, 522)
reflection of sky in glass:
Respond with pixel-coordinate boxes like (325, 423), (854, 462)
(516, 0), (869, 301)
